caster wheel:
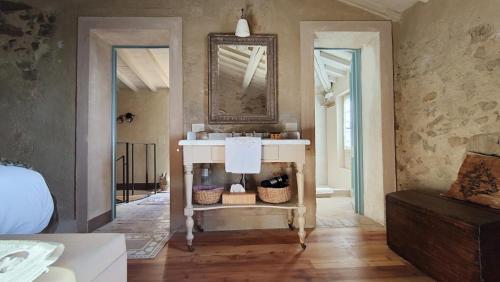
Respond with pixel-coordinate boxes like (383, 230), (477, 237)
(187, 245), (195, 252)
(288, 223), (294, 231)
(300, 243), (307, 250)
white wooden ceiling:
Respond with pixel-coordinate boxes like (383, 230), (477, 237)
(217, 45), (267, 89)
(314, 49), (352, 93)
(338, 0), (429, 21)
(117, 48), (169, 92)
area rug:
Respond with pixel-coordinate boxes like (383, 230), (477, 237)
(138, 192), (169, 205)
(125, 232), (170, 259)
(94, 192), (170, 259)
(116, 193), (150, 203)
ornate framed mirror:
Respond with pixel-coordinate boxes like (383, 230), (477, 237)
(208, 33), (277, 124)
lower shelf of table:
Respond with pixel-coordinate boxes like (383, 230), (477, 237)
(192, 199), (299, 211)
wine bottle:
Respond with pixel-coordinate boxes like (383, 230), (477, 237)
(261, 175), (289, 188)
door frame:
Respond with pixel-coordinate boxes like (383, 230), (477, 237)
(76, 17), (183, 232)
(300, 21), (395, 225)
(350, 49), (364, 214)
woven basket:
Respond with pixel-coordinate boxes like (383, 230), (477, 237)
(258, 186), (292, 204)
(194, 187), (224, 205)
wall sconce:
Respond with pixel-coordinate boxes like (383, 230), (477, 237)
(235, 8), (250, 37)
(117, 112), (135, 124)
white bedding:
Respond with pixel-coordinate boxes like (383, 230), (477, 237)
(0, 166), (54, 234)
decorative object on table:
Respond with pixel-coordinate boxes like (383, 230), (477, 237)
(208, 33), (277, 124)
(444, 152), (500, 208)
(193, 185), (224, 205)
(258, 185), (292, 204)
(230, 184), (245, 193)
(235, 8), (250, 37)
(196, 131), (209, 140)
(0, 240), (64, 281)
(270, 133), (281, 139)
(285, 131), (301, 139)
(186, 132), (197, 140)
(222, 192), (256, 205)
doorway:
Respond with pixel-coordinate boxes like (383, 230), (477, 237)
(76, 18), (184, 239)
(300, 21), (396, 226)
(94, 46), (171, 258)
(314, 48), (373, 227)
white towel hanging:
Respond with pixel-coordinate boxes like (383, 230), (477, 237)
(225, 137), (262, 174)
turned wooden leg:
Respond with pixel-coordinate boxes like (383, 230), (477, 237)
(195, 211), (204, 232)
(296, 162), (306, 249)
(184, 164), (194, 251)
(287, 209), (294, 230)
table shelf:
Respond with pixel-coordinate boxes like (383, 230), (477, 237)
(193, 198), (298, 211)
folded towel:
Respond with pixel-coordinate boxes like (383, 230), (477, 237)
(230, 184), (246, 193)
(225, 137), (262, 174)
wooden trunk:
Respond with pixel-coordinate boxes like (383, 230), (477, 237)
(386, 190), (500, 282)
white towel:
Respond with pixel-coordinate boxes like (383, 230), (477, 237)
(230, 184), (246, 193)
(225, 137), (262, 174)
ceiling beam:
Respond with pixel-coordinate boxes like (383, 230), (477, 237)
(118, 49), (157, 92)
(314, 50), (331, 92)
(116, 68), (138, 92)
(325, 64), (348, 77)
(148, 49), (169, 88)
(319, 51), (351, 70)
(242, 46), (266, 89)
(337, 0), (401, 21)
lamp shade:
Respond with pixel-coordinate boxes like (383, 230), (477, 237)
(235, 18), (250, 37)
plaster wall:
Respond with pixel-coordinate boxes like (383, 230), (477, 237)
(116, 88), (170, 184)
(1, 0), (383, 230)
(326, 106), (351, 190)
(395, 0), (500, 191)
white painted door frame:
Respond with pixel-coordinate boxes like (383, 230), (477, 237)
(76, 17), (183, 232)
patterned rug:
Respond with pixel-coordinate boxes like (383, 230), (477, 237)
(94, 192), (170, 259)
(138, 192), (169, 205)
(125, 232), (170, 259)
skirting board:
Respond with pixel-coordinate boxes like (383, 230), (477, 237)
(88, 210), (112, 232)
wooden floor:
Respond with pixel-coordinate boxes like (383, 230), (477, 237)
(128, 227), (433, 281)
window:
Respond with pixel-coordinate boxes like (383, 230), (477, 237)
(343, 95), (351, 150)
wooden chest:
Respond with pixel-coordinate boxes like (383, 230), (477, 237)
(386, 190), (500, 282)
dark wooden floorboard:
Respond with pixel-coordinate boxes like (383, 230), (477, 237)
(128, 227), (433, 281)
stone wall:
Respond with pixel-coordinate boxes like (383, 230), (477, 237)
(395, 0), (500, 191)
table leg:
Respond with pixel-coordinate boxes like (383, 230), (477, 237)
(287, 209), (294, 230)
(184, 164), (194, 251)
(296, 162), (306, 249)
(195, 211), (204, 232)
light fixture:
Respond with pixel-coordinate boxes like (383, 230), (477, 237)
(117, 112), (135, 123)
(235, 8), (250, 37)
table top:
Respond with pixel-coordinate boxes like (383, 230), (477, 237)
(179, 139), (311, 146)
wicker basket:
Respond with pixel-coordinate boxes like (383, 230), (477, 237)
(258, 186), (292, 204)
(193, 187), (224, 205)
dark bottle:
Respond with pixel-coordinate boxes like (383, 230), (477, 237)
(261, 175), (289, 188)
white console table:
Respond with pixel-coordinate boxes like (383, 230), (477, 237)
(179, 139), (311, 251)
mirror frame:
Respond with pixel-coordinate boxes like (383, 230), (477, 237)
(208, 33), (278, 124)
